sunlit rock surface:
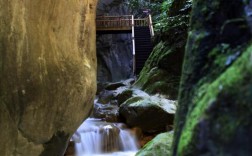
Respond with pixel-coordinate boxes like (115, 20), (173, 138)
(0, 0), (97, 155)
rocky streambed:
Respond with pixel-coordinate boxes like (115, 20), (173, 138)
(65, 78), (176, 156)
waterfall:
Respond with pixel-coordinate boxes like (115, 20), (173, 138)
(73, 118), (139, 156)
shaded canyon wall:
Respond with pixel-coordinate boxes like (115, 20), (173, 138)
(173, 0), (252, 155)
(0, 0), (97, 155)
(96, 0), (133, 83)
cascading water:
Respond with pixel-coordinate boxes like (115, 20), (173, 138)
(72, 118), (139, 156)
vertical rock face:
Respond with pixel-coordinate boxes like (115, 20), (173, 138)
(97, 34), (133, 83)
(96, 0), (133, 83)
(0, 0), (97, 155)
(174, 0), (252, 155)
(134, 0), (191, 99)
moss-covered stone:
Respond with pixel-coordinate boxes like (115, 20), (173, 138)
(117, 89), (133, 105)
(134, 0), (192, 99)
(119, 95), (176, 133)
(178, 44), (252, 155)
(136, 132), (173, 156)
(173, 0), (252, 155)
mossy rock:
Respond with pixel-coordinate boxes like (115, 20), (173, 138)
(134, 42), (182, 99)
(134, 0), (191, 99)
(177, 44), (252, 155)
(173, 1), (252, 155)
(97, 90), (114, 104)
(136, 132), (173, 156)
(116, 89), (133, 105)
(119, 96), (176, 133)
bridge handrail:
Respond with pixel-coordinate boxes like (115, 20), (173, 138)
(96, 15), (154, 75)
(96, 15), (151, 28)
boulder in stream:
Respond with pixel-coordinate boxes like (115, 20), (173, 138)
(119, 95), (176, 133)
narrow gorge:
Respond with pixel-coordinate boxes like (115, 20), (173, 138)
(1, 0), (252, 156)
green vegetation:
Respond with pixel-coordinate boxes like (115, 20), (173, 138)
(178, 43), (252, 155)
(129, 0), (252, 155)
(128, 0), (174, 29)
(133, 0), (191, 99)
(136, 132), (173, 156)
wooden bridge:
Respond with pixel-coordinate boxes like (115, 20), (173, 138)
(96, 15), (154, 74)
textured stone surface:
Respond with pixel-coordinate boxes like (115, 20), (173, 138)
(0, 0), (97, 155)
(136, 132), (173, 156)
(133, 0), (191, 99)
(119, 95), (176, 133)
(173, 0), (252, 155)
(96, 0), (133, 83)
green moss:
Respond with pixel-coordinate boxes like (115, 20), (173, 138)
(136, 132), (173, 156)
(122, 96), (144, 106)
(134, 0), (191, 100)
(177, 44), (252, 155)
(134, 41), (182, 99)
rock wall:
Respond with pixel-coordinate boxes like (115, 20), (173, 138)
(0, 0), (97, 155)
(96, 0), (133, 83)
(134, 0), (191, 100)
(97, 34), (133, 83)
(173, 0), (252, 155)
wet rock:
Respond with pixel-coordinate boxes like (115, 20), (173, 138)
(105, 78), (135, 90)
(119, 95), (176, 133)
(97, 90), (114, 104)
(92, 103), (120, 122)
(117, 89), (133, 105)
(100, 125), (121, 152)
(116, 88), (149, 105)
(0, 0), (97, 155)
(105, 82), (127, 91)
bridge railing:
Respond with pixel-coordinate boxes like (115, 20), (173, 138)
(96, 15), (133, 28)
(96, 15), (155, 75)
(96, 15), (153, 31)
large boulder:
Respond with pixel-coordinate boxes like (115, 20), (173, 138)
(0, 0), (97, 155)
(173, 0), (252, 155)
(136, 132), (173, 156)
(119, 95), (176, 133)
(92, 102), (120, 122)
(116, 88), (149, 105)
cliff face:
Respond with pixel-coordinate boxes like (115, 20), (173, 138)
(134, 0), (191, 100)
(174, 0), (252, 155)
(96, 0), (133, 83)
(0, 0), (97, 155)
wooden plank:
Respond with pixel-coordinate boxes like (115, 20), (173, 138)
(96, 27), (131, 31)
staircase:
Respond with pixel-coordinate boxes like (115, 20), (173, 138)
(96, 15), (154, 75)
(134, 26), (153, 74)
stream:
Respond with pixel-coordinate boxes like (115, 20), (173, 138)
(72, 118), (139, 156)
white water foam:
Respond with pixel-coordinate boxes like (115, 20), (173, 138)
(72, 118), (139, 156)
